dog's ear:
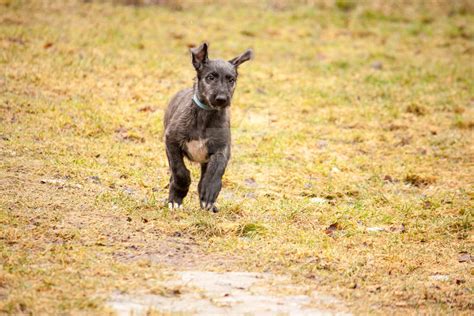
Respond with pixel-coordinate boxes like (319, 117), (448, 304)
(229, 49), (253, 68)
(190, 42), (209, 71)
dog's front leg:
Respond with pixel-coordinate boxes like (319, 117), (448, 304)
(166, 141), (191, 209)
(197, 162), (208, 199)
(199, 151), (229, 212)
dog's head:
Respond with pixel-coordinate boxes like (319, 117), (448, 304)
(191, 42), (253, 109)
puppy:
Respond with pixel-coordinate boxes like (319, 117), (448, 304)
(164, 43), (253, 212)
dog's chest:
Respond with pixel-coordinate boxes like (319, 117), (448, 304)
(185, 139), (208, 163)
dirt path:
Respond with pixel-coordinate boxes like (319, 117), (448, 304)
(108, 271), (347, 315)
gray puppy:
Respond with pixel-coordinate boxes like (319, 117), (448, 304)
(164, 43), (253, 212)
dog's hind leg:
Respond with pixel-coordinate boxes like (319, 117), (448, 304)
(166, 141), (191, 209)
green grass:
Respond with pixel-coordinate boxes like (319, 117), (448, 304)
(1, 0), (473, 314)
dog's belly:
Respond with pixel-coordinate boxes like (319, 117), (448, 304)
(185, 139), (209, 163)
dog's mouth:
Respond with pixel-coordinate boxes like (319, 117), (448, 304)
(211, 102), (230, 109)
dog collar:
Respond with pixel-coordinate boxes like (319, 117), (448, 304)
(193, 94), (214, 111)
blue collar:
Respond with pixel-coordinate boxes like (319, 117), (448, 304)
(192, 94), (214, 111)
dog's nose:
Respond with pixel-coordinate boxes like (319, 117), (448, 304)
(215, 95), (228, 106)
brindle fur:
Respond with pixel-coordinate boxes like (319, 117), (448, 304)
(164, 43), (253, 212)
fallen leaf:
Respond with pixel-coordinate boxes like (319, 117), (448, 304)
(244, 178), (257, 188)
(406, 103), (427, 116)
(404, 174), (435, 187)
(7, 37), (26, 45)
(423, 200), (432, 209)
(387, 124), (404, 131)
(324, 222), (341, 236)
(390, 224), (406, 233)
(138, 105), (156, 112)
(115, 126), (128, 133)
(456, 279), (465, 285)
(115, 126), (145, 143)
(397, 136), (412, 146)
(458, 252), (473, 263)
(371, 61), (383, 70)
(368, 285), (382, 293)
(383, 175), (396, 182)
(43, 42), (53, 49)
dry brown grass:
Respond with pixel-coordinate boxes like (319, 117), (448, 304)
(1, 0), (473, 314)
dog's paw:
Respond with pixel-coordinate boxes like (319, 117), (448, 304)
(168, 201), (183, 210)
(200, 200), (219, 213)
(200, 181), (221, 213)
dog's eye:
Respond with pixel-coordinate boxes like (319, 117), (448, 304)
(207, 74), (215, 81)
(228, 78), (235, 84)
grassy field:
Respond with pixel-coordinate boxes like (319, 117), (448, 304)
(1, 0), (473, 314)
